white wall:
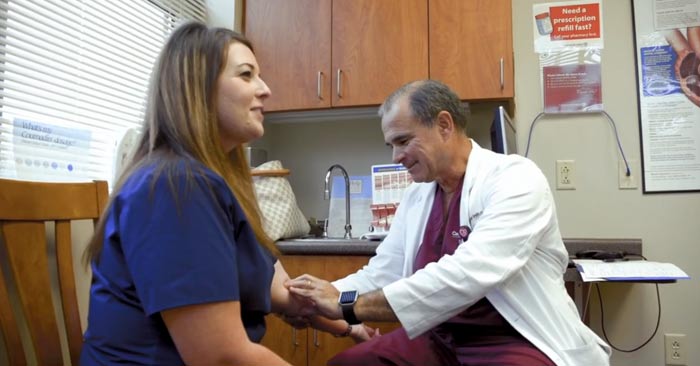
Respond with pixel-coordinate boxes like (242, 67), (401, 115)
(260, 102), (501, 219)
(207, 0), (240, 30)
(514, 1), (699, 365)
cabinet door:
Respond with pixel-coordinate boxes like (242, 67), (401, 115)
(245, 0), (331, 111)
(332, 0), (429, 107)
(260, 314), (308, 365)
(260, 256), (309, 365)
(300, 255), (368, 366)
(285, 255), (400, 366)
(429, 0), (514, 100)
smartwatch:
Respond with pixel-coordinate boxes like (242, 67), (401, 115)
(338, 290), (361, 325)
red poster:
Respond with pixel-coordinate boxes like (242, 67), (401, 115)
(533, 1), (604, 53)
(549, 3), (601, 41)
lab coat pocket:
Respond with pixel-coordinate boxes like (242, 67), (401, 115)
(560, 339), (610, 366)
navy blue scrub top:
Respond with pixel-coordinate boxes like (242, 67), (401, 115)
(81, 157), (275, 365)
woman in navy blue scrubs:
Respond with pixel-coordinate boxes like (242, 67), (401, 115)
(80, 22), (299, 365)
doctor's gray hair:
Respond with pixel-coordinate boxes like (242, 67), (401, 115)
(378, 80), (468, 133)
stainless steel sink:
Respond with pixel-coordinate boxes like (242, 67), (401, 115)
(282, 237), (368, 244)
(276, 237), (378, 255)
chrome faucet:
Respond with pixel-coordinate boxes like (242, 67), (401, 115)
(324, 164), (352, 239)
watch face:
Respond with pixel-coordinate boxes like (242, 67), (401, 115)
(339, 290), (358, 304)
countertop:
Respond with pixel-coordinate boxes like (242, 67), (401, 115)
(275, 237), (642, 282)
(276, 237), (641, 256)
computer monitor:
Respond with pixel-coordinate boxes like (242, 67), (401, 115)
(490, 106), (517, 155)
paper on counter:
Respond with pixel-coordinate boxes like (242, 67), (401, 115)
(573, 259), (690, 282)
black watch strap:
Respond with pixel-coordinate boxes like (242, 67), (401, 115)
(341, 303), (361, 325)
(339, 290), (361, 325)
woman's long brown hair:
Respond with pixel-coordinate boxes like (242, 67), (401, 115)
(84, 22), (276, 265)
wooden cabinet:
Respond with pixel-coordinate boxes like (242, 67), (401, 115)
(331, 0), (428, 108)
(429, 0), (514, 100)
(244, 0), (428, 112)
(244, 0), (331, 111)
(261, 255), (399, 366)
(245, 0), (513, 111)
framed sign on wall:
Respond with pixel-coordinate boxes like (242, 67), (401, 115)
(632, 0), (700, 193)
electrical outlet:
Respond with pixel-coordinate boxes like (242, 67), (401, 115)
(665, 333), (687, 365)
(619, 159), (638, 189)
(556, 160), (575, 190)
(350, 179), (363, 194)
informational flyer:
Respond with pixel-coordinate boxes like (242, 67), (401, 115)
(533, 0), (604, 53)
(534, 0), (604, 113)
(371, 164), (412, 204)
(6, 118), (92, 181)
(370, 164), (412, 233)
(543, 63), (603, 113)
(633, 0), (700, 193)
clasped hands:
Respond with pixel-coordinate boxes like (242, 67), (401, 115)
(285, 274), (341, 319)
(281, 274), (379, 342)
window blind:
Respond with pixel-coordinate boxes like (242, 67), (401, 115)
(0, 0), (206, 186)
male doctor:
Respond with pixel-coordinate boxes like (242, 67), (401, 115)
(288, 80), (611, 366)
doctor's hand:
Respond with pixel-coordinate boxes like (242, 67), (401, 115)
(285, 274), (342, 320)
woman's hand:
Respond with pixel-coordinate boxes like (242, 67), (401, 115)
(285, 274), (342, 320)
(349, 324), (382, 343)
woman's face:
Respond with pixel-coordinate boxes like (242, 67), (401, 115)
(216, 42), (271, 152)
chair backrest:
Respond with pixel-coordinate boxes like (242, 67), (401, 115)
(0, 178), (108, 366)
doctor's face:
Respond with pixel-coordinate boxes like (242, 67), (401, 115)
(381, 97), (443, 183)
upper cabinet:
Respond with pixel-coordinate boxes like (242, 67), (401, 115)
(244, 0), (332, 111)
(244, 0), (512, 112)
(245, 0), (428, 112)
(331, 0), (428, 108)
(429, 0), (514, 100)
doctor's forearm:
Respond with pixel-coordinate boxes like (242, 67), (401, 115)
(355, 290), (398, 322)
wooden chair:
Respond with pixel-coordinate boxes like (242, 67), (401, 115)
(0, 178), (108, 365)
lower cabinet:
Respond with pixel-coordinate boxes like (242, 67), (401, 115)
(261, 254), (400, 366)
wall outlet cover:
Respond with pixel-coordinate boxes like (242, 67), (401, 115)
(556, 160), (576, 190)
(618, 159), (638, 190)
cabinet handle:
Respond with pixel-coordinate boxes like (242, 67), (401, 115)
(317, 71), (323, 100)
(336, 68), (342, 98)
(499, 57), (504, 90)
(292, 328), (300, 347)
(313, 329), (320, 347)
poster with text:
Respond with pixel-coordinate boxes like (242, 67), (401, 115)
(633, 0), (700, 193)
(543, 63), (603, 113)
(533, 0), (604, 53)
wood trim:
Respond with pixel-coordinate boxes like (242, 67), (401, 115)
(251, 169), (291, 177)
(0, 179), (109, 220)
(3, 222), (63, 365)
(56, 220), (83, 365)
(0, 257), (27, 365)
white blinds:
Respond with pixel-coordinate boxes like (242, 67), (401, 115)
(0, 0), (206, 185)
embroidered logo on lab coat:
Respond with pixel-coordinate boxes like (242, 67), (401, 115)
(451, 226), (471, 244)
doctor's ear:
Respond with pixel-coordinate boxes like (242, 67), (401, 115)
(435, 111), (455, 137)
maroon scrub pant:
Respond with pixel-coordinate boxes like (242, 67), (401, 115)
(328, 326), (555, 366)
(328, 327), (458, 366)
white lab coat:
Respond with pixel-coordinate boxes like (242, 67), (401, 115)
(333, 141), (611, 366)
